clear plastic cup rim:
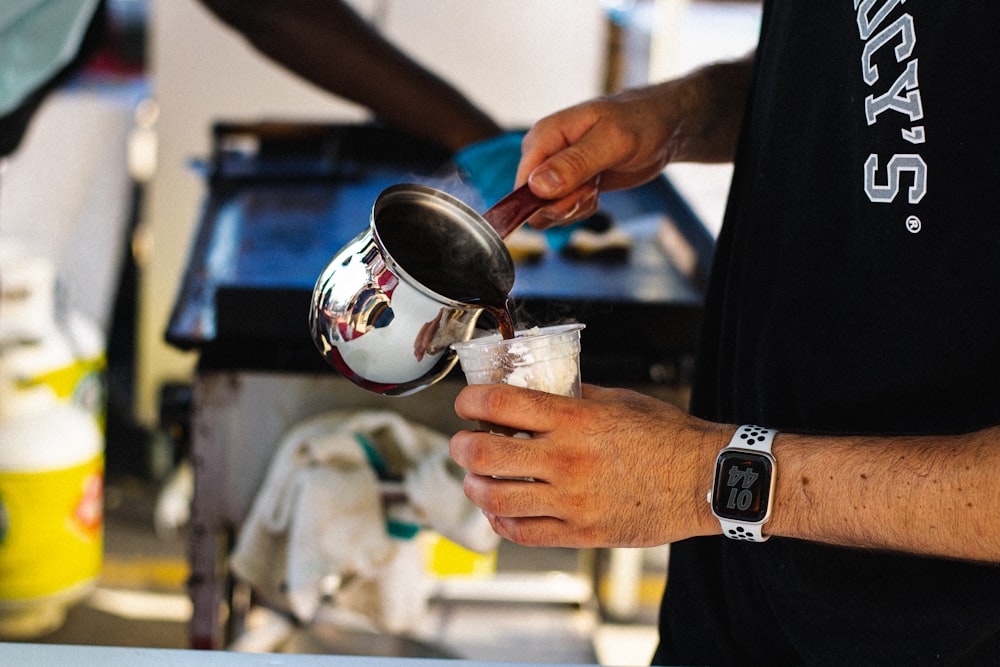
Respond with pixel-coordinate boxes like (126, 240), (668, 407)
(450, 323), (586, 353)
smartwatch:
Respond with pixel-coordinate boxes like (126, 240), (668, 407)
(708, 424), (777, 542)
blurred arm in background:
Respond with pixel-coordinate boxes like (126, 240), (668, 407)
(198, 0), (503, 152)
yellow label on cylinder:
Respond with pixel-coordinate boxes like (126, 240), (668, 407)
(0, 456), (104, 601)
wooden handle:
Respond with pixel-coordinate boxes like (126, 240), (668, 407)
(482, 184), (547, 239)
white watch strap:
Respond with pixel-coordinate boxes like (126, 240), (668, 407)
(730, 424), (775, 455)
(718, 425), (776, 543)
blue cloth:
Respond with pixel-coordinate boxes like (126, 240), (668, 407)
(453, 131), (524, 208)
(454, 131), (580, 250)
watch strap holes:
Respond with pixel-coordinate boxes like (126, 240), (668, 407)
(737, 424), (772, 447)
(727, 526), (760, 541)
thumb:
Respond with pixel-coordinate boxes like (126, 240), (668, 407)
(523, 135), (607, 200)
(517, 106), (614, 198)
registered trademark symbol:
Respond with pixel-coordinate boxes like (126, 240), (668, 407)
(905, 216), (922, 233)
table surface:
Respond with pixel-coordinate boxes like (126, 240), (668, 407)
(165, 123), (713, 382)
(1, 643), (598, 667)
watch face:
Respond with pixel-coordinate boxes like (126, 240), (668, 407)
(712, 451), (773, 522)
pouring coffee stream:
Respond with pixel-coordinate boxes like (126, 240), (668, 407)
(309, 183), (548, 395)
(465, 183), (547, 339)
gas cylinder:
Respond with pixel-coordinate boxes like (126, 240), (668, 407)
(0, 244), (105, 638)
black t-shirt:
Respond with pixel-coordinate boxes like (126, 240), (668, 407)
(656, 2), (1000, 665)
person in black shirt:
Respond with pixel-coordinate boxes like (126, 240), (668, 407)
(449, 2), (1000, 664)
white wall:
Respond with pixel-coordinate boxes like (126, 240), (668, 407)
(0, 87), (136, 335)
(138, 0), (608, 422)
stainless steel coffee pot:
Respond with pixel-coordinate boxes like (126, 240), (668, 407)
(309, 183), (544, 395)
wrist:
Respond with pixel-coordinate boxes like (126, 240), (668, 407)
(685, 422), (737, 538)
(708, 425), (778, 542)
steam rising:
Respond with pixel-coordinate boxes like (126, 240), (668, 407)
(373, 182), (512, 307)
(384, 167), (580, 336)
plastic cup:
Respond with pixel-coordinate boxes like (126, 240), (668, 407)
(452, 323), (585, 446)
(451, 323), (585, 397)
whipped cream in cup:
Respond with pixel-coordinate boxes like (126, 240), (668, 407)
(451, 323), (584, 398)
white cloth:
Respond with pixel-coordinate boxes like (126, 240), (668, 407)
(229, 410), (498, 633)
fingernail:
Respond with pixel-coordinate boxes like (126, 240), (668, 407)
(529, 169), (563, 196)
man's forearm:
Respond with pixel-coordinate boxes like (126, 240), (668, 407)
(765, 427), (1000, 563)
(663, 52), (755, 164)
